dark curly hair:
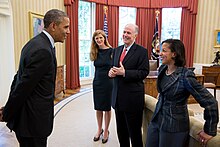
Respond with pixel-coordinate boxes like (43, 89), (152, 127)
(162, 39), (186, 67)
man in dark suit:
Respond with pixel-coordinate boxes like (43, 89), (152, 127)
(109, 24), (149, 147)
(0, 9), (70, 147)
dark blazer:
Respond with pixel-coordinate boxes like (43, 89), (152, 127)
(3, 32), (57, 137)
(151, 65), (219, 136)
(111, 43), (149, 112)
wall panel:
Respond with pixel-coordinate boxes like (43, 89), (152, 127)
(194, 0), (220, 64)
(11, 0), (66, 69)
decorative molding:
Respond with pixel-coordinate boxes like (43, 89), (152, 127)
(0, 0), (10, 16)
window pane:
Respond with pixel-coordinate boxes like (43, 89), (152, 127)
(79, 1), (91, 40)
(118, 7), (136, 46)
(78, 1), (94, 79)
(161, 8), (182, 42)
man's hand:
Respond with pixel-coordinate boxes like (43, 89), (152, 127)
(112, 62), (125, 77)
(108, 68), (117, 78)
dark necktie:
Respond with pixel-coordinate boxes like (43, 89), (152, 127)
(120, 48), (127, 62)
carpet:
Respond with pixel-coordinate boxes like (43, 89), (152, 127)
(48, 88), (119, 147)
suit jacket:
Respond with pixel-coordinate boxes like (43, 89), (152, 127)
(151, 65), (219, 136)
(3, 32), (57, 137)
(111, 43), (149, 112)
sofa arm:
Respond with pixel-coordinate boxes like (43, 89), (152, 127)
(143, 94), (156, 146)
(189, 116), (220, 147)
(144, 94), (158, 112)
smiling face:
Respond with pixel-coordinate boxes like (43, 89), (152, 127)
(122, 24), (137, 47)
(160, 43), (176, 65)
(94, 34), (105, 47)
(53, 17), (70, 43)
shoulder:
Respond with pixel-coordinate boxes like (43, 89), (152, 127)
(113, 45), (123, 54)
(131, 43), (146, 51)
(180, 67), (195, 78)
(176, 67), (197, 86)
(135, 43), (146, 49)
(158, 64), (167, 72)
(22, 35), (52, 58)
(133, 43), (148, 55)
(114, 45), (123, 50)
(31, 33), (51, 47)
(106, 47), (114, 55)
(109, 47), (114, 51)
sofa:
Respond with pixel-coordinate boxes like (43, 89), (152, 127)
(142, 94), (220, 147)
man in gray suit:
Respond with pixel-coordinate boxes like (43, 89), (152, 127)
(0, 9), (70, 147)
(109, 24), (149, 147)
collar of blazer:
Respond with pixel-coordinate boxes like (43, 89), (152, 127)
(157, 65), (185, 93)
(39, 32), (53, 49)
(39, 33), (57, 66)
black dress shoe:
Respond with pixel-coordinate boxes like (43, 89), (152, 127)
(102, 131), (109, 144)
(93, 129), (103, 142)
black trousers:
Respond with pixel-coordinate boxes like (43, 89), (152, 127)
(115, 108), (143, 147)
(16, 133), (47, 147)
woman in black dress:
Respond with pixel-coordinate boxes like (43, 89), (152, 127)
(90, 30), (113, 144)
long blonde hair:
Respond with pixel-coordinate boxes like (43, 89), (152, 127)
(90, 30), (111, 61)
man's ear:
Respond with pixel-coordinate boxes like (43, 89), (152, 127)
(49, 22), (56, 31)
(134, 34), (138, 38)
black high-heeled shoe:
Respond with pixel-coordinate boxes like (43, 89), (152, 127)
(102, 131), (110, 144)
(93, 129), (103, 142)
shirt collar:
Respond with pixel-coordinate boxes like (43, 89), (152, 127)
(124, 41), (135, 51)
(42, 30), (55, 48)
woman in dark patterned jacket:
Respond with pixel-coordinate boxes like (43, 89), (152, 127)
(146, 39), (219, 147)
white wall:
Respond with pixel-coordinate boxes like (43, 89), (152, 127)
(193, 63), (213, 74)
(0, 0), (15, 105)
(194, 0), (220, 64)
